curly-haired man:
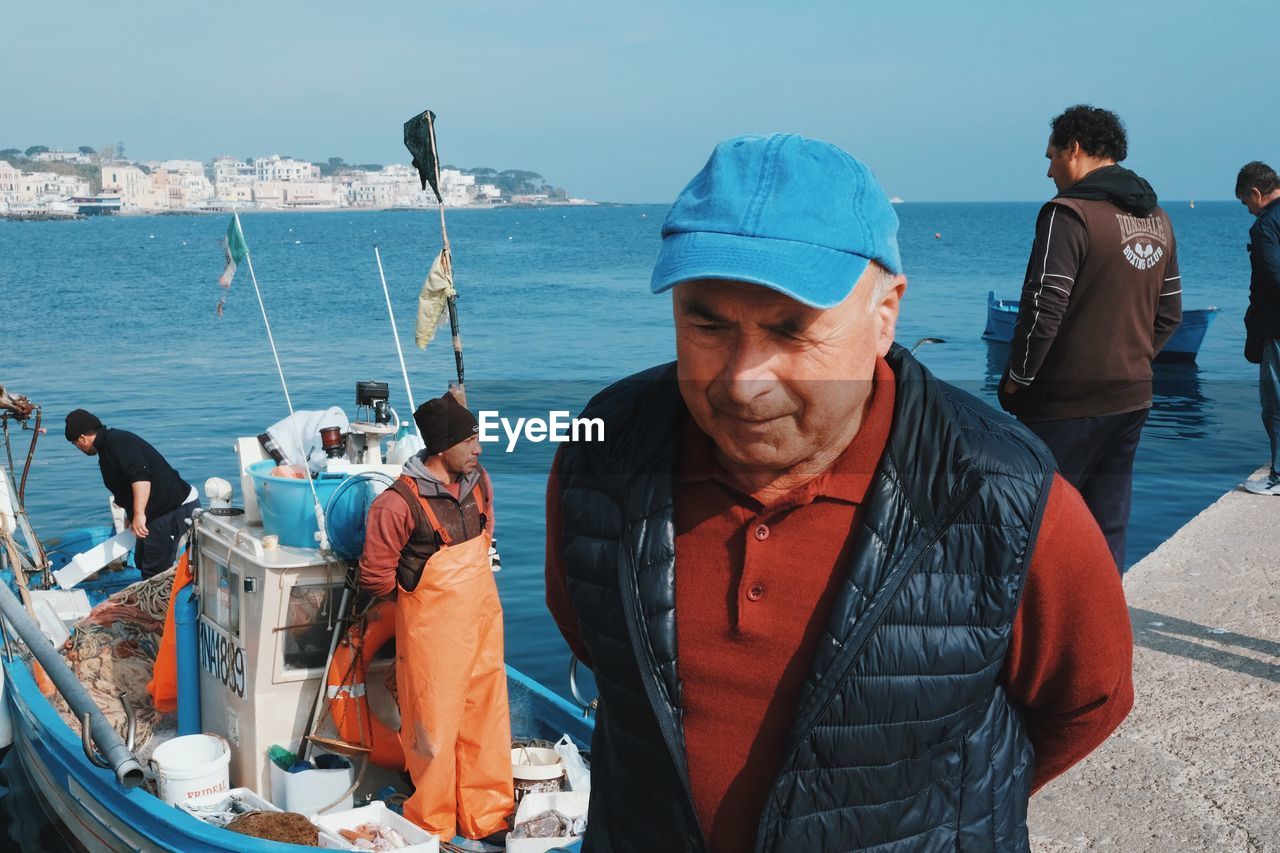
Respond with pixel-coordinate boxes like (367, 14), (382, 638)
(1000, 104), (1181, 572)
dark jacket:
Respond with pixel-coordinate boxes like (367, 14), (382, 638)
(92, 428), (191, 521)
(1002, 165), (1181, 421)
(557, 346), (1054, 852)
(357, 454), (490, 596)
(388, 465), (489, 592)
(1245, 197), (1280, 362)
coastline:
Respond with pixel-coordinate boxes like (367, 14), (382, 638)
(0, 199), (604, 222)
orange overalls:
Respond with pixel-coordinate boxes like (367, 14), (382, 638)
(396, 480), (514, 841)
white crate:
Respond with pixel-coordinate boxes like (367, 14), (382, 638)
(181, 787), (349, 847)
(179, 787), (280, 823)
(312, 801), (439, 853)
(508, 790), (589, 853)
(270, 759), (355, 815)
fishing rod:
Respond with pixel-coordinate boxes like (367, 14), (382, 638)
(404, 109), (466, 405)
(374, 244), (423, 443)
(225, 209), (331, 552)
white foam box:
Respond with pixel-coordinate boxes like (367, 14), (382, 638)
(181, 787), (349, 847)
(28, 588), (92, 623)
(508, 790), (589, 853)
(270, 758), (355, 815)
(179, 787), (280, 821)
(312, 801), (439, 853)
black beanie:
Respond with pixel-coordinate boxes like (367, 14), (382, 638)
(414, 392), (478, 455)
(65, 409), (103, 441)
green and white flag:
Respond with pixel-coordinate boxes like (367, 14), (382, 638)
(218, 216), (248, 289)
(216, 216), (248, 316)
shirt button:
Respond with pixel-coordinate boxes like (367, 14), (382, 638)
(754, 524), (770, 541)
(747, 583), (765, 602)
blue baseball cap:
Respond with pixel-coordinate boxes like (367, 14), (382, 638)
(651, 133), (901, 309)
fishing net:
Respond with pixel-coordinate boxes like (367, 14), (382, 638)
(48, 569), (176, 755)
(226, 811), (319, 846)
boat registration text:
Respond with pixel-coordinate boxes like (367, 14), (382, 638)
(198, 618), (249, 699)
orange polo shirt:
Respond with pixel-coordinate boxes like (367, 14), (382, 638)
(545, 358), (1133, 852)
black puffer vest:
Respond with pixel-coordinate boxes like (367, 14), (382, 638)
(557, 345), (1054, 852)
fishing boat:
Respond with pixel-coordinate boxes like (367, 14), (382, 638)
(3, 108), (597, 852)
(981, 290), (1218, 363)
(0, 382), (595, 852)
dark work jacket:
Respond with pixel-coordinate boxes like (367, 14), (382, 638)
(1246, 197), (1280, 361)
(556, 345), (1054, 852)
(389, 475), (488, 593)
(92, 428), (191, 521)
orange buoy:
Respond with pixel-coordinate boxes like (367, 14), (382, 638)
(326, 600), (405, 771)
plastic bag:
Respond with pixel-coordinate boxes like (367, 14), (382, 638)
(554, 734), (590, 795)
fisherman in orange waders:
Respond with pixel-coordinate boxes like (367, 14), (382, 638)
(357, 391), (512, 847)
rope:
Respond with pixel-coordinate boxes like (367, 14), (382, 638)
(51, 570), (176, 754)
(235, 210), (329, 552)
(0, 527), (40, 620)
(19, 406), (40, 506)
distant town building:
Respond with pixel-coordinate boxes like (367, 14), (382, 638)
(252, 179), (341, 208)
(30, 150), (99, 165)
(101, 165), (155, 210)
(0, 161), (20, 208)
(18, 172), (90, 204)
(253, 155), (321, 183)
(3, 147), (585, 218)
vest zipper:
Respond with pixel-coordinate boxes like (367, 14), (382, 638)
(617, 542), (710, 851)
(752, 479), (981, 852)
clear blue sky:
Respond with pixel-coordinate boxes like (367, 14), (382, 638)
(4, 1), (1272, 203)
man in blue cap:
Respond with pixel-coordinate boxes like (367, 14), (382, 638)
(544, 134), (1133, 851)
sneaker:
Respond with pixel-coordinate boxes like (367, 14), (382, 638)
(1243, 473), (1280, 495)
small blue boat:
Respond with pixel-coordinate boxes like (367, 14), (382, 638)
(982, 291), (1218, 363)
(0, 387), (594, 852)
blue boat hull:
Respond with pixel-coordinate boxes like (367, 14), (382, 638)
(3, 651), (592, 852)
(982, 291), (1217, 363)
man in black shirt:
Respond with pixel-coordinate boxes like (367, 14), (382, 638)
(65, 409), (200, 578)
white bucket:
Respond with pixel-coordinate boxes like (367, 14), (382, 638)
(511, 746), (564, 806)
(151, 734), (232, 805)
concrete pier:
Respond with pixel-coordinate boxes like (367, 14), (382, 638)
(1029, 476), (1280, 852)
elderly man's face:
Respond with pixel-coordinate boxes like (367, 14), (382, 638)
(674, 266), (904, 476)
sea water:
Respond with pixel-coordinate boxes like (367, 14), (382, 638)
(0, 201), (1264, 845)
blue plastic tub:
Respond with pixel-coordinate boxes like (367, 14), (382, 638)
(247, 460), (359, 549)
